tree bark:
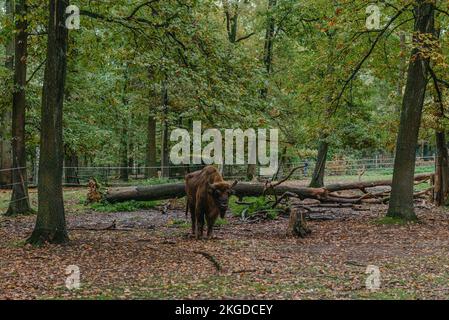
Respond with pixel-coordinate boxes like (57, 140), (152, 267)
(119, 72), (129, 181)
(128, 129), (134, 176)
(6, 0), (32, 215)
(27, 0), (69, 244)
(286, 208), (311, 238)
(146, 115), (157, 178)
(433, 132), (449, 205)
(396, 31), (407, 107)
(431, 26), (447, 206)
(250, 0), (277, 177)
(387, 1), (434, 220)
(64, 146), (80, 186)
(119, 118), (129, 181)
(246, 164), (257, 181)
(260, 0), (276, 99)
(161, 80), (170, 178)
(105, 173), (432, 203)
(0, 0), (14, 188)
(309, 139), (328, 188)
(223, 0), (239, 43)
(105, 182), (326, 203)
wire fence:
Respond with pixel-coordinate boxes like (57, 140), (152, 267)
(0, 156), (436, 210)
(0, 167), (31, 210)
(0, 155), (436, 188)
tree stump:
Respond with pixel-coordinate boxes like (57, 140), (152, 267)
(87, 178), (102, 203)
(286, 208), (311, 238)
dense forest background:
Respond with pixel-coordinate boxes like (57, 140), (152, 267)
(2, 0), (449, 300)
(1, 0), (444, 175)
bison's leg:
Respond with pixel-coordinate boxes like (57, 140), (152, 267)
(190, 205), (196, 235)
(195, 203), (205, 240)
(198, 212), (205, 239)
(206, 214), (217, 239)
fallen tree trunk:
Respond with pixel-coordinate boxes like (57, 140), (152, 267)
(104, 182), (326, 203)
(104, 173), (433, 203)
(105, 183), (186, 203)
(325, 173), (431, 192)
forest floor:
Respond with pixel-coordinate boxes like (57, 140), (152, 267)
(1, 186), (449, 300)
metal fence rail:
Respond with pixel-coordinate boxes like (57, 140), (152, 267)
(0, 156), (436, 190)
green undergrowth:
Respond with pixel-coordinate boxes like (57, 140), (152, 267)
(229, 196), (282, 220)
(373, 216), (412, 226)
(90, 200), (161, 213)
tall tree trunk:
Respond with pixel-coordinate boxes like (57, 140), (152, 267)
(128, 116), (134, 176)
(430, 26), (447, 206)
(434, 131), (449, 205)
(146, 115), (157, 178)
(387, 1), (435, 220)
(64, 146), (79, 185)
(128, 144), (134, 174)
(223, 0), (239, 43)
(396, 32), (407, 108)
(119, 71), (129, 181)
(248, 0), (276, 180)
(161, 81), (170, 179)
(260, 0), (276, 99)
(0, 0), (14, 188)
(308, 30), (336, 188)
(246, 164), (257, 181)
(6, 0), (32, 215)
(309, 139), (328, 188)
(119, 118), (129, 181)
(28, 0), (69, 244)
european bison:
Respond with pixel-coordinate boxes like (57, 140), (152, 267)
(185, 166), (237, 239)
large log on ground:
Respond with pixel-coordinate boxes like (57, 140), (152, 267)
(105, 184), (185, 203)
(233, 183), (326, 199)
(104, 183), (326, 203)
(325, 173), (432, 192)
(104, 173), (433, 203)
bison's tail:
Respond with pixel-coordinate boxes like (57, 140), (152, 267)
(185, 199), (189, 219)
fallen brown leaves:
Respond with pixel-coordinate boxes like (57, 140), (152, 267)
(1, 200), (449, 299)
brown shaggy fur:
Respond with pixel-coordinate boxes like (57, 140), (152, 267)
(185, 166), (237, 239)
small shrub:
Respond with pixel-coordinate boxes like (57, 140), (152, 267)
(229, 196), (281, 219)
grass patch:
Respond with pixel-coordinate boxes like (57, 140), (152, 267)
(215, 217), (228, 226)
(168, 218), (190, 228)
(373, 216), (411, 226)
(6, 239), (27, 248)
(90, 200), (161, 213)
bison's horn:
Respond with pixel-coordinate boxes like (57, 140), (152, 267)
(231, 180), (238, 188)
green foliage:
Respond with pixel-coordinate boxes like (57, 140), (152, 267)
(2, 0), (448, 179)
(215, 218), (228, 226)
(230, 196), (279, 220)
(168, 218), (190, 228)
(90, 200), (160, 213)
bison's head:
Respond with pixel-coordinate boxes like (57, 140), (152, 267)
(208, 180), (238, 218)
